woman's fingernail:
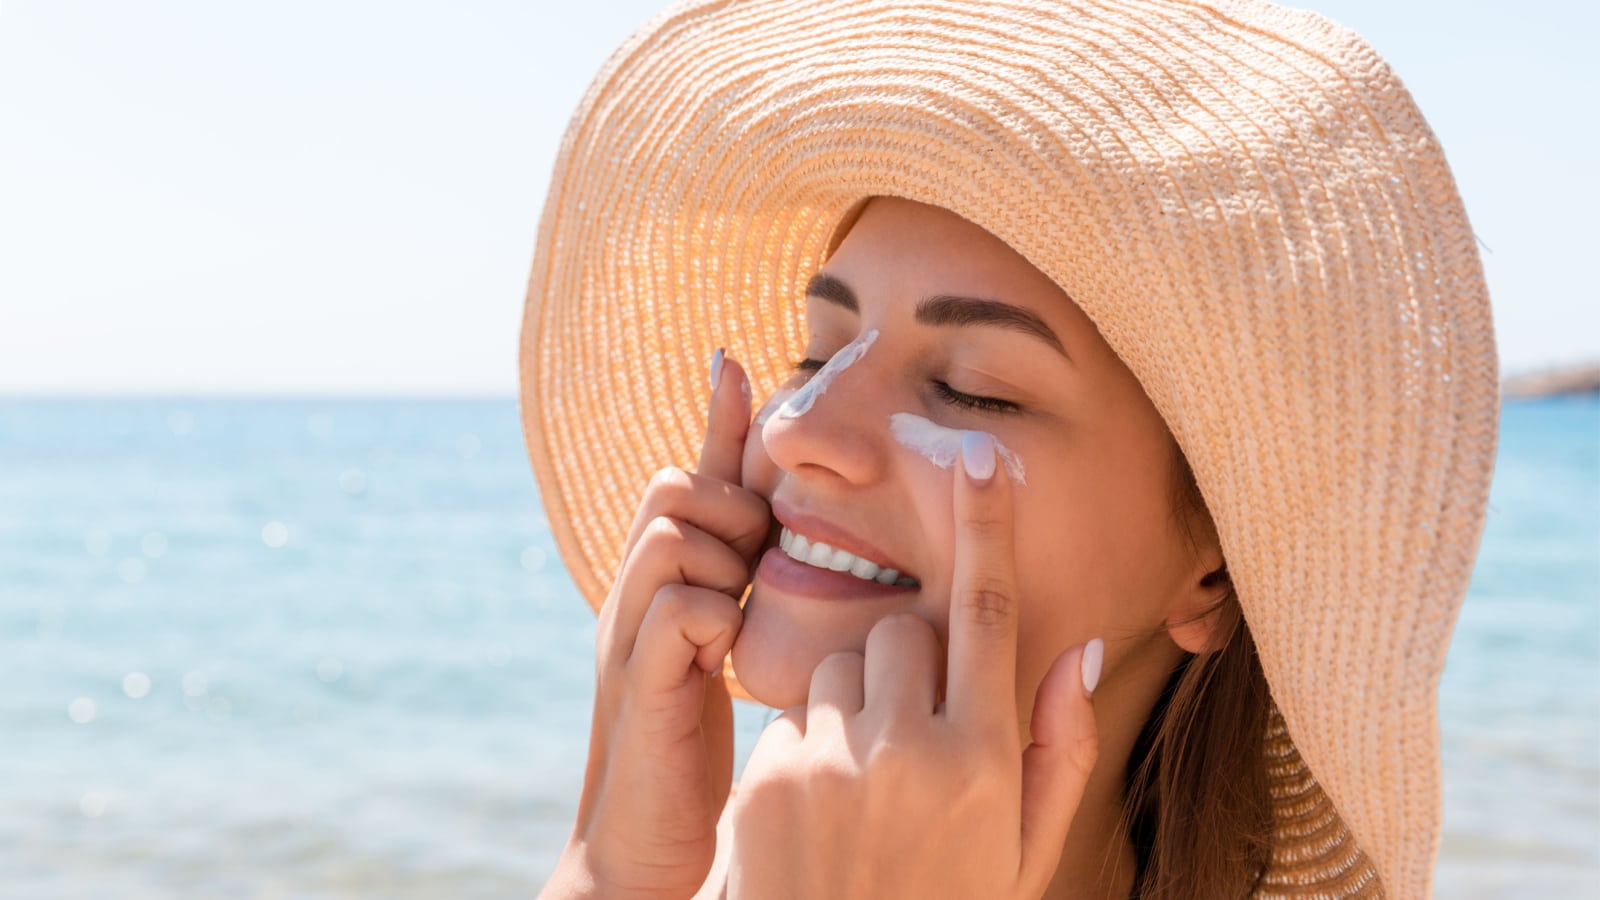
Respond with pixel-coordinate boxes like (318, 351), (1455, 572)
(709, 347), (725, 393)
(961, 430), (997, 481)
(1081, 637), (1104, 696)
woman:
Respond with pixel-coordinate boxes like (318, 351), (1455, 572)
(521, 1), (1499, 896)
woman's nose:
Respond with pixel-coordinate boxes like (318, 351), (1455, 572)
(759, 335), (889, 488)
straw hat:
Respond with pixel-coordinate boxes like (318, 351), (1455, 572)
(518, 0), (1499, 895)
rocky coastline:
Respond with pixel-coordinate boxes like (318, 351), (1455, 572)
(1501, 361), (1600, 399)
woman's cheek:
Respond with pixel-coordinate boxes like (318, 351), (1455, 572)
(903, 460), (959, 614)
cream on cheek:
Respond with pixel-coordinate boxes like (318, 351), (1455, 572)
(889, 412), (1027, 485)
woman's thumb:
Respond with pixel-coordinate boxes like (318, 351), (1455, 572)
(1017, 638), (1102, 890)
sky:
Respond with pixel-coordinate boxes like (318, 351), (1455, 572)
(2, 0), (1594, 395)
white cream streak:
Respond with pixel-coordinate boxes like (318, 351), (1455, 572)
(774, 329), (878, 420)
(753, 388), (796, 427)
(889, 412), (1026, 485)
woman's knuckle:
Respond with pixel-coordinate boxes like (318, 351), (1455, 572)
(635, 468), (682, 521)
(1071, 732), (1100, 773)
(812, 646), (864, 688)
(630, 588), (683, 648)
(867, 721), (921, 768)
(649, 581), (689, 613)
(963, 510), (1008, 538)
(960, 580), (1014, 626)
(639, 515), (685, 550)
(646, 465), (692, 495)
(810, 751), (859, 795)
(950, 765), (995, 806)
(742, 762), (804, 812)
(816, 649), (865, 678)
(707, 546), (747, 590)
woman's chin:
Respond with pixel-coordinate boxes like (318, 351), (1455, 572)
(729, 599), (861, 710)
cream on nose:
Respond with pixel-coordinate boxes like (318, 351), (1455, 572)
(753, 388), (796, 428)
(773, 329), (878, 420)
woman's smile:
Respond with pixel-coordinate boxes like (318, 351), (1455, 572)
(751, 499), (922, 602)
(775, 527), (917, 588)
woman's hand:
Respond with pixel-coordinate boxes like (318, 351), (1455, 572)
(544, 352), (769, 900)
(727, 431), (1101, 900)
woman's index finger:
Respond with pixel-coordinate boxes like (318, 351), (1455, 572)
(944, 430), (1021, 734)
(696, 350), (752, 484)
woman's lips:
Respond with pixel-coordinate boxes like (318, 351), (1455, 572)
(778, 526), (915, 586)
(769, 501), (915, 582)
(754, 547), (918, 601)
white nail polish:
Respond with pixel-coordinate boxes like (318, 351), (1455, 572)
(961, 430), (997, 481)
(1082, 637), (1104, 696)
(709, 347), (725, 392)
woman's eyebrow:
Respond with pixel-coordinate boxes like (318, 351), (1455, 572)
(917, 295), (1071, 362)
(805, 272), (1071, 363)
(804, 272), (858, 312)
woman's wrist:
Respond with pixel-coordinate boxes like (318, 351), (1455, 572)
(541, 839), (699, 900)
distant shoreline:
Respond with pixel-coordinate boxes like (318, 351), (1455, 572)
(1501, 362), (1600, 399)
(2, 363), (1599, 401)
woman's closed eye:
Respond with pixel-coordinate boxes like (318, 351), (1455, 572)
(931, 380), (1019, 414)
(792, 357), (1021, 414)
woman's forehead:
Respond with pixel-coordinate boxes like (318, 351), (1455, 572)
(823, 197), (1105, 361)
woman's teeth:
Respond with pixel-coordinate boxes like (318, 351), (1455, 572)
(779, 527), (918, 587)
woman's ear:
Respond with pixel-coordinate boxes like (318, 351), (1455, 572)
(1165, 560), (1232, 654)
(1166, 442), (1233, 653)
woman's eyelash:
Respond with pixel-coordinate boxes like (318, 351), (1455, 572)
(934, 381), (1020, 413)
(792, 359), (1019, 414)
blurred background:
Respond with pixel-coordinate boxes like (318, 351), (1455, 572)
(2, 1), (1596, 896)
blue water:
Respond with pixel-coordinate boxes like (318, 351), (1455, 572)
(1, 395), (1595, 897)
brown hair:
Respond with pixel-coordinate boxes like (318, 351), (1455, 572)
(1118, 440), (1276, 898)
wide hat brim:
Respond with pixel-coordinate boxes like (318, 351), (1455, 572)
(519, 1), (1500, 896)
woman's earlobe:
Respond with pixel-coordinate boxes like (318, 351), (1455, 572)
(1165, 564), (1231, 654)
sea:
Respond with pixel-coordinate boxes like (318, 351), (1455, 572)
(1, 394), (1595, 898)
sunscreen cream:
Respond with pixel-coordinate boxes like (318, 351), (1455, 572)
(774, 330), (878, 420)
(889, 412), (1026, 485)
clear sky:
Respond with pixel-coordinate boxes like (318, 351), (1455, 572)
(2, 0), (1593, 394)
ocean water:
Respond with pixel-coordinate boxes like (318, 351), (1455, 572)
(0, 395), (1594, 897)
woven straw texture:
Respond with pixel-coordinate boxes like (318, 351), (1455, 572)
(518, 1), (1500, 896)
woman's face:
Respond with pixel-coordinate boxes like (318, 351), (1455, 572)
(734, 196), (1222, 725)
